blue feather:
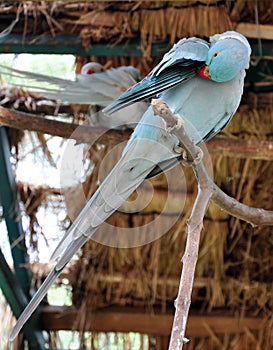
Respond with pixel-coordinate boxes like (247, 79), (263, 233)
(9, 31), (251, 341)
(104, 38), (209, 114)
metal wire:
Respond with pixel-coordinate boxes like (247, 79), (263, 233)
(251, 0), (263, 66)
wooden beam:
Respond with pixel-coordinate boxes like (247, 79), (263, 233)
(41, 305), (266, 337)
(0, 106), (132, 146)
(207, 137), (273, 161)
(237, 23), (273, 40)
(1, 106), (273, 160)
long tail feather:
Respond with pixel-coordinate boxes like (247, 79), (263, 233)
(9, 110), (174, 339)
(9, 233), (90, 341)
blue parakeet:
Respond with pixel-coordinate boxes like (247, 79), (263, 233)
(0, 62), (148, 127)
(9, 31), (251, 340)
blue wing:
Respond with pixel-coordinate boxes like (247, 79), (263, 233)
(104, 38), (209, 114)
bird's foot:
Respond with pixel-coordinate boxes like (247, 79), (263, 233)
(184, 146), (203, 166)
(176, 146), (203, 167)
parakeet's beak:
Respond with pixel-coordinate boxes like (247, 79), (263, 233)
(85, 68), (96, 74)
(197, 65), (211, 80)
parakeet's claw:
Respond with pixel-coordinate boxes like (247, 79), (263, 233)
(181, 146), (203, 167)
(173, 144), (184, 154)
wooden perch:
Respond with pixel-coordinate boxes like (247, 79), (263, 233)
(151, 99), (273, 350)
(1, 105), (273, 160)
(0, 106), (131, 146)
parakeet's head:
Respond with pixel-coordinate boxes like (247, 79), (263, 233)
(198, 31), (251, 83)
(81, 62), (105, 75)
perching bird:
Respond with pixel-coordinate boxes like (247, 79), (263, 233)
(10, 31), (251, 340)
(0, 62), (148, 127)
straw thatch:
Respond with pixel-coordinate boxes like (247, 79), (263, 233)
(0, 1), (273, 58)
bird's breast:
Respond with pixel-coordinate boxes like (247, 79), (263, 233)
(160, 73), (244, 144)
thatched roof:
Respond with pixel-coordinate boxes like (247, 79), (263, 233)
(0, 0), (273, 59)
(1, 1), (273, 349)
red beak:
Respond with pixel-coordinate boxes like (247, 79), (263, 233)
(197, 65), (211, 80)
(86, 68), (96, 75)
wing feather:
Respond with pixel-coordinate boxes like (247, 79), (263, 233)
(104, 38), (209, 114)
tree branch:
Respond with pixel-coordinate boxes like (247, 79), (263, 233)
(1, 105), (273, 160)
(0, 106), (131, 146)
(151, 99), (273, 350)
(169, 182), (212, 349)
(152, 100), (273, 228)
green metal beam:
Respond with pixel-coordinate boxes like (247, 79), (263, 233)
(0, 34), (164, 56)
(0, 34), (272, 91)
(0, 249), (45, 349)
(0, 126), (30, 296)
(0, 126), (45, 348)
(0, 34), (272, 58)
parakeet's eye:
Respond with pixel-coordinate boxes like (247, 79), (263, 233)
(212, 52), (219, 59)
